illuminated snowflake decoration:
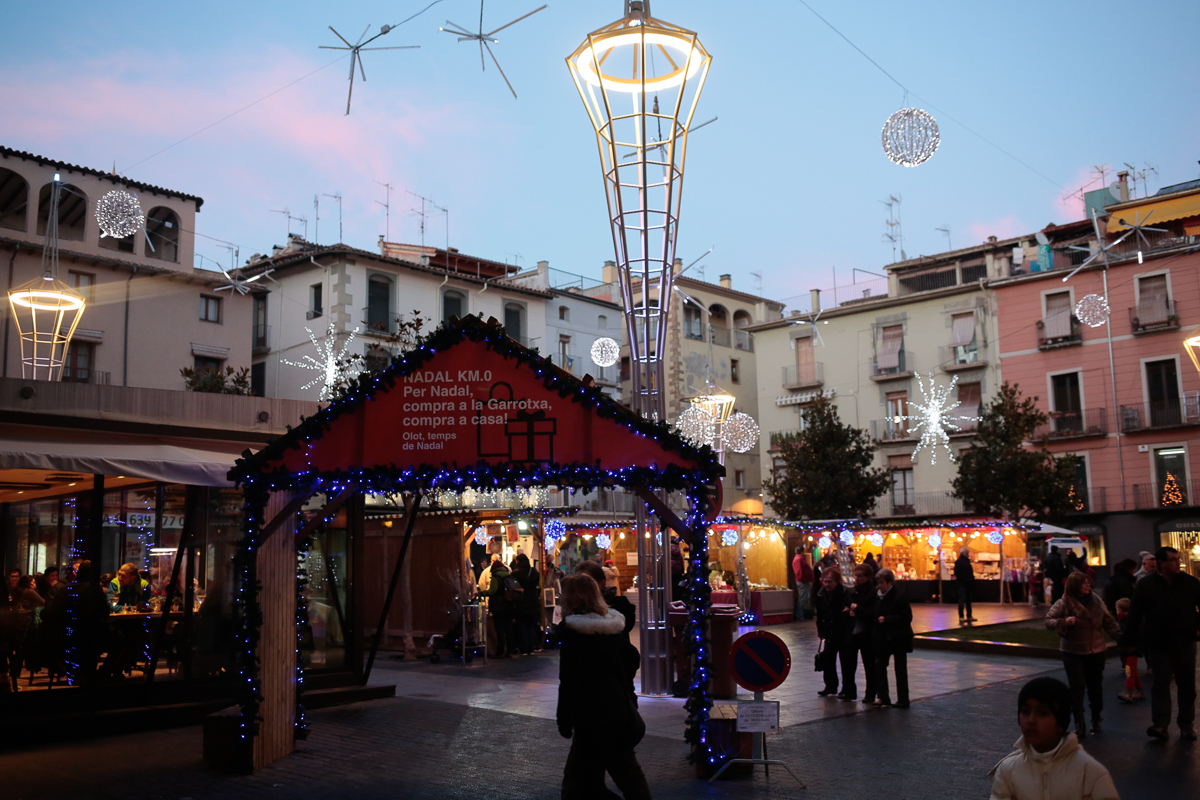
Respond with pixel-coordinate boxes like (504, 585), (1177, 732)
(95, 189), (144, 239)
(675, 405), (716, 448)
(1075, 293), (1110, 328)
(720, 530), (739, 547)
(881, 107), (940, 167)
(281, 321), (363, 401)
(927, 534), (942, 548)
(817, 536), (832, 549)
(473, 526), (488, 546)
(590, 336), (620, 368)
(901, 373), (979, 465)
(595, 533), (612, 550)
(722, 412), (760, 453)
(545, 519), (566, 540)
(869, 533), (885, 547)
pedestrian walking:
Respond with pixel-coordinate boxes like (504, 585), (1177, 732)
(1102, 559), (1137, 615)
(1045, 572), (1121, 738)
(792, 548), (814, 621)
(954, 546), (977, 625)
(1045, 547), (1066, 604)
(814, 567), (851, 698)
(1114, 597), (1144, 704)
(1133, 551), (1156, 581)
(1126, 545), (1200, 741)
(556, 574), (650, 800)
(873, 568), (913, 709)
(987, 676), (1120, 800)
(844, 564), (878, 704)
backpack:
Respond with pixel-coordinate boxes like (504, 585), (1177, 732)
(503, 576), (523, 602)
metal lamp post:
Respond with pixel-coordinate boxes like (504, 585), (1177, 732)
(568, 0), (710, 696)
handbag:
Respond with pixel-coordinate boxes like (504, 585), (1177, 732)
(813, 639), (826, 672)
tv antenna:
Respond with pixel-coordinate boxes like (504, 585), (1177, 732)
(270, 208), (307, 240)
(319, 23), (419, 115)
(750, 270), (763, 295)
(214, 244), (275, 295)
(1123, 162), (1158, 199)
(323, 192), (343, 243)
(313, 195), (320, 244)
(407, 190), (448, 249)
(440, 2), (548, 98)
(935, 224), (951, 251)
(374, 181), (393, 241)
(882, 194), (905, 262)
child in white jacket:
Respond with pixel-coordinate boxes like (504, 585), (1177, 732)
(989, 677), (1119, 800)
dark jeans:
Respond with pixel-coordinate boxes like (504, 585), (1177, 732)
(822, 639), (849, 693)
(958, 583), (974, 619)
(1051, 581), (1064, 604)
(492, 611), (515, 657)
(562, 733), (651, 800)
(843, 635), (876, 701)
(514, 615), (540, 655)
(876, 649), (908, 705)
(1147, 645), (1197, 729)
(1061, 651), (1106, 722)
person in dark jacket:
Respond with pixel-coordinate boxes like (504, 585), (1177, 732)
(479, 561), (517, 658)
(576, 561), (635, 635)
(1126, 546), (1200, 742)
(814, 568), (851, 697)
(954, 547), (977, 624)
(1045, 572), (1122, 737)
(1045, 547), (1067, 604)
(844, 564), (878, 704)
(511, 554), (542, 656)
(556, 574), (650, 800)
(1102, 559), (1138, 615)
(873, 568), (913, 708)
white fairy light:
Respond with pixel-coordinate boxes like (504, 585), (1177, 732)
(281, 321), (363, 401)
(675, 405), (716, 448)
(460, 487), (478, 507)
(722, 412), (760, 454)
(881, 108), (940, 167)
(901, 373), (979, 465)
(595, 533), (612, 550)
(720, 530), (738, 547)
(95, 190), (144, 239)
(590, 337), (620, 368)
(1075, 293), (1110, 328)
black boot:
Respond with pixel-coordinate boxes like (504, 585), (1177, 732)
(1090, 715), (1102, 735)
(1074, 714), (1087, 739)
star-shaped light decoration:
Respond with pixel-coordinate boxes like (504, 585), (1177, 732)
(281, 321), (363, 401)
(900, 373), (980, 465)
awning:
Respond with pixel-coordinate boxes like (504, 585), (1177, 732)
(775, 388), (836, 407)
(949, 313), (976, 347)
(0, 435), (247, 487)
(1106, 192), (1200, 233)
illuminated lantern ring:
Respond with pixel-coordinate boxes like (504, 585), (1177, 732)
(1075, 293), (1110, 328)
(881, 107), (940, 167)
(7, 278), (86, 381)
(95, 189), (144, 239)
(590, 336), (620, 368)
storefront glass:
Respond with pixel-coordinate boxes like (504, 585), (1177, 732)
(300, 499), (352, 671)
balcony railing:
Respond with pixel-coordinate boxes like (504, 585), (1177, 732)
(874, 491), (968, 519)
(871, 418), (913, 442)
(361, 306), (396, 335)
(61, 369), (111, 385)
(769, 429), (805, 450)
(1119, 397), (1200, 432)
(871, 351), (913, 380)
(1032, 407), (1108, 440)
(734, 329), (754, 352)
(1065, 486), (1106, 515)
(782, 363), (823, 389)
(938, 342), (987, 371)
(1037, 317), (1082, 349)
(1128, 300), (1179, 334)
(710, 327), (732, 348)
(252, 323), (270, 354)
(683, 322), (704, 341)
(1132, 479), (1199, 510)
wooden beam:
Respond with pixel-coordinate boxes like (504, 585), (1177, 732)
(294, 487), (356, 542)
(260, 493), (312, 544)
(631, 486), (697, 547)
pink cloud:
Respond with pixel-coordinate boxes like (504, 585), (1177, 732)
(964, 214), (1028, 244)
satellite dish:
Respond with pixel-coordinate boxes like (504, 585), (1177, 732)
(1035, 231), (1049, 246)
(1109, 181), (1123, 200)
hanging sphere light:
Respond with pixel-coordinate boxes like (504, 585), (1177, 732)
(928, 534), (942, 548)
(817, 536), (832, 549)
(869, 533), (885, 547)
(675, 405), (716, 448)
(545, 519), (566, 540)
(722, 412), (760, 454)
(595, 533), (612, 550)
(720, 530), (739, 547)
(987, 531), (1005, 545)
(1075, 293), (1110, 328)
(95, 189), (144, 239)
(881, 107), (940, 167)
(590, 337), (620, 368)
(473, 526), (488, 546)
(839, 531), (855, 546)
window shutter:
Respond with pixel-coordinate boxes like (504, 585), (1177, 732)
(877, 325), (903, 369)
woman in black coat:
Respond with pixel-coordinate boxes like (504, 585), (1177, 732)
(873, 568), (913, 708)
(814, 567), (852, 697)
(511, 554), (541, 656)
(844, 564), (878, 703)
(556, 574), (649, 800)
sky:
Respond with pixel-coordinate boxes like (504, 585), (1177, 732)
(3, 0), (1198, 312)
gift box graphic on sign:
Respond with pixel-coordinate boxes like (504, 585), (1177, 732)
(505, 409), (557, 462)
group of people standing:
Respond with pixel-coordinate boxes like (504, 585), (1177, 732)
(476, 553), (543, 658)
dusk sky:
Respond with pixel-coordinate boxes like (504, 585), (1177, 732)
(4, 1), (1197, 311)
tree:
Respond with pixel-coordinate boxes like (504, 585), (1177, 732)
(1161, 472), (1185, 506)
(180, 364), (253, 395)
(763, 396), (890, 519)
(952, 382), (1078, 522)
(328, 309), (427, 400)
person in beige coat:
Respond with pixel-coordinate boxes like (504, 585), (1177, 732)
(989, 676), (1119, 800)
(1045, 572), (1122, 737)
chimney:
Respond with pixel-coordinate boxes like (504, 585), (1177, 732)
(987, 235), (998, 244)
(719, 273), (732, 288)
(537, 260), (549, 273)
(378, 234), (385, 253)
(602, 260), (619, 285)
(673, 257), (683, 274)
(1117, 171), (1130, 203)
(789, 309), (801, 318)
(810, 289), (821, 314)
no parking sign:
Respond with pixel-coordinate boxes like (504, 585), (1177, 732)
(728, 630), (791, 693)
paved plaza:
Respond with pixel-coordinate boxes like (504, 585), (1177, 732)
(3, 606), (1196, 800)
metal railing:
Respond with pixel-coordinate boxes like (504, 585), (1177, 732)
(938, 342), (987, 370)
(252, 324), (270, 353)
(874, 491), (968, 518)
(710, 327), (731, 348)
(1065, 486), (1106, 515)
(683, 321), (704, 341)
(1132, 479), (1198, 510)
(1032, 407), (1108, 440)
(871, 351), (913, 378)
(1037, 317), (1082, 349)
(769, 429), (806, 450)
(548, 267), (606, 292)
(871, 418), (913, 442)
(1128, 300), (1179, 334)
(734, 329), (754, 352)
(1119, 397), (1200, 432)
(782, 363), (823, 389)
(61, 369), (110, 385)
(361, 306), (396, 335)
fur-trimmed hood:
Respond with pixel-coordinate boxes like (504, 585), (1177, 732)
(562, 607), (626, 635)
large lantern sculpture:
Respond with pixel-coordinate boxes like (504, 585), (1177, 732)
(7, 175), (86, 380)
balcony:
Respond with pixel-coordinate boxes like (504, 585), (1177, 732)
(1032, 407), (1108, 441)
(768, 429), (804, 450)
(252, 323), (270, 355)
(61, 370), (111, 385)
(1128, 300), (1180, 335)
(782, 363), (823, 390)
(1119, 397), (1200, 433)
(875, 491), (968, 519)
(734, 329), (755, 352)
(683, 323), (704, 342)
(938, 343), (988, 372)
(871, 351), (914, 381)
(1037, 317), (1082, 350)
(710, 327), (732, 348)
(871, 418), (914, 442)
(1065, 486), (1106, 515)
(361, 306), (396, 336)
(1132, 479), (1199, 511)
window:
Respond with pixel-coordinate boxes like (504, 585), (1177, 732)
(68, 271), (95, 302)
(734, 469), (746, 490)
(877, 324), (903, 371)
(251, 362), (265, 397)
(1043, 291), (1073, 339)
(309, 283), (323, 319)
(886, 391), (909, 438)
(558, 335), (571, 371)
(1070, 456), (1089, 512)
(957, 382), (981, 431)
(367, 276), (392, 332)
(62, 341), (93, 383)
(253, 295), (268, 349)
(620, 356), (630, 381)
(194, 356), (222, 373)
(199, 295), (221, 323)
(504, 303), (524, 343)
(1154, 447), (1188, 507)
(889, 454), (915, 511)
(949, 313), (977, 363)
(1051, 373), (1082, 434)
(1136, 274), (1171, 327)
(0, 167), (29, 232)
(145, 207), (180, 262)
(365, 345), (390, 373)
(683, 304), (703, 340)
(730, 358), (740, 384)
(597, 314), (607, 331)
(559, 306), (569, 321)
(1146, 359), (1182, 426)
(795, 336), (815, 384)
(442, 289), (466, 323)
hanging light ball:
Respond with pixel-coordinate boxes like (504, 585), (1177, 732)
(869, 533), (885, 547)
(1075, 293), (1110, 328)
(817, 536), (832, 550)
(881, 108), (940, 167)
(928, 534), (942, 548)
(473, 526), (488, 546)
(545, 519), (566, 540)
(544, 534), (557, 550)
(987, 531), (1005, 545)
(675, 405), (716, 448)
(595, 533), (612, 550)
(95, 190), (144, 239)
(720, 530), (738, 547)
(839, 531), (854, 546)
(590, 337), (620, 368)
(722, 412), (760, 454)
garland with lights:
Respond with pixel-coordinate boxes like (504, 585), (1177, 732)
(294, 507), (312, 741)
(682, 484), (718, 769)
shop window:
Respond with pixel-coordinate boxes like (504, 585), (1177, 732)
(68, 270), (95, 303)
(145, 207), (180, 262)
(299, 494), (352, 670)
(62, 341), (94, 383)
(0, 167), (29, 231)
(730, 358), (740, 384)
(200, 295), (222, 323)
(308, 283), (323, 319)
(37, 181), (88, 241)
(442, 288), (466, 322)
